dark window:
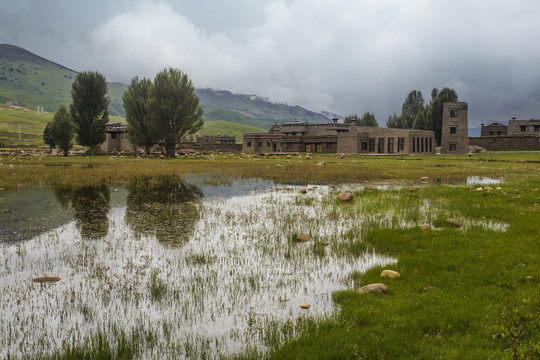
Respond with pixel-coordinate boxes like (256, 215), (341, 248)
(429, 138), (432, 152)
(496, 132), (502, 135)
(378, 138), (385, 154)
(412, 137), (415, 153)
(520, 126), (527, 132)
(534, 125), (540, 132)
(450, 109), (458, 117)
(267, 141), (271, 147)
(450, 126), (457, 134)
(286, 143), (292, 150)
(111, 133), (117, 139)
(369, 138), (375, 152)
(247, 141), (252, 147)
(388, 138), (394, 153)
(397, 137), (405, 152)
(258, 141), (262, 146)
(421, 138), (425, 152)
(361, 141), (368, 151)
(449, 143), (457, 151)
(489, 132), (494, 135)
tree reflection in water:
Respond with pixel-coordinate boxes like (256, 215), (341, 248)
(52, 185), (111, 240)
(125, 176), (204, 246)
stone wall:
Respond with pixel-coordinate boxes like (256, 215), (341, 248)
(469, 136), (540, 150)
(508, 119), (540, 136)
(481, 123), (507, 137)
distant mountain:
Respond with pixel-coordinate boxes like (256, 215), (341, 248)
(0, 44), (334, 132)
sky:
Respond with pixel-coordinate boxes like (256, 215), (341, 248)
(2, 0), (540, 127)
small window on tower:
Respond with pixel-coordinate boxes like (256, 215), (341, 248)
(450, 126), (457, 134)
(450, 109), (458, 117)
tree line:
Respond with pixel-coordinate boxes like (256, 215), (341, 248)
(43, 68), (203, 157)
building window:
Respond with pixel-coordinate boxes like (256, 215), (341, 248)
(429, 137), (432, 152)
(387, 138), (394, 154)
(247, 141), (252, 147)
(534, 125), (540, 132)
(520, 126), (527, 132)
(450, 126), (457, 134)
(316, 144), (322, 153)
(305, 144), (311, 152)
(397, 137), (405, 152)
(412, 137), (415, 152)
(286, 143), (292, 150)
(369, 138), (375, 152)
(111, 133), (117, 139)
(258, 141), (263, 146)
(449, 143), (457, 151)
(378, 138), (385, 154)
(361, 141), (368, 151)
(450, 109), (458, 117)
(267, 141), (271, 147)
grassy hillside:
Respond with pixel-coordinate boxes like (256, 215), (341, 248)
(197, 120), (265, 140)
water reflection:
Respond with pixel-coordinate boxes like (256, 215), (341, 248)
(125, 176), (203, 246)
(52, 185), (111, 240)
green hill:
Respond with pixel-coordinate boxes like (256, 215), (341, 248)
(197, 121), (265, 140)
(0, 44), (333, 144)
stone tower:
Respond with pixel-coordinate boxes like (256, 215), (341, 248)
(441, 102), (469, 154)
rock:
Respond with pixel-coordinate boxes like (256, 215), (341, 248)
(339, 153), (346, 159)
(297, 155), (302, 159)
(420, 224), (431, 232)
(337, 192), (354, 202)
(296, 234), (311, 242)
(380, 270), (400, 279)
(299, 303), (311, 309)
(358, 283), (388, 294)
(446, 219), (462, 228)
(276, 164), (284, 167)
(496, 186), (503, 190)
(525, 276), (533, 281)
(420, 176), (429, 181)
(322, 241), (329, 246)
(33, 277), (61, 283)
(299, 189), (307, 194)
(317, 161), (325, 166)
(484, 186), (493, 191)
(474, 187), (483, 192)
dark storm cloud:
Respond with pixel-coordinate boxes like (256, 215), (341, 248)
(2, 0), (540, 127)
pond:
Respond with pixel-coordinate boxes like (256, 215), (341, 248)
(0, 175), (507, 358)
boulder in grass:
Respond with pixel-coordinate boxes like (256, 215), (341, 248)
(474, 187), (483, 192)
(420, 224), (431, 232)
(33, 277), (61, 283)
(420, 176), (429, 182)
(296, 234), (311, 242)
(337, 192), (354, 202)
(446, 219), (462, 228)
(299, 303), (311, 309)
(380, 270), (400, 279)
(358, 283), (388, 294)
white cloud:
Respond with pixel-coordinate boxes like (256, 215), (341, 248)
(9, 0), (540, 125)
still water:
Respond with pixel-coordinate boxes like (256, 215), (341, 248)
(0, 174), (408, 358)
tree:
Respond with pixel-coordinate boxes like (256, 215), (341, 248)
(357, 111), (378, 127)
(386, 112), (400, 128)
(70, 71), (110, 149)
(412, 108), (430, 130)
(400, 90), (424, 129)
(43, 122), (56, 150)
(147, 68), (204, 158)
(123, 76), (157, 155)
(426, 87), (458, 145)
(49, 105), (75, 156)
(344, 114), (359, 124)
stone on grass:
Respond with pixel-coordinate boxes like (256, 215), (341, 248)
(299, 189), (308, 194)
(317, 161), (325, 166)
(420, 224), (431, 232)
(474, 187), (483, 192)
(380, 270), (400, 279)
(322, 241), (329, 246)
(484, 186), (493, 191)
(337, 192), (354, 202)
(296, 234), (311, 242)
(358, 283), (388, 294)
(33, 277), (61, 283)
(299, 303), (311, 309)
(420, 176), (429, 181)
(446, 219), (462, 228)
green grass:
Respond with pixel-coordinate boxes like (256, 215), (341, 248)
(197, 120), (265, 139)
(264, 181), (540, 359)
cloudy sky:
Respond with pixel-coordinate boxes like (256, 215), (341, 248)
(2, 0), (540, 127)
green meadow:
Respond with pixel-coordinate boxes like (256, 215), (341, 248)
(0, 153), (538, 359)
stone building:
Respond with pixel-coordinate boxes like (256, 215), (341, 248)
(480, 122), (507, 136)
(508, 118), (540, 135)
(100, 123), (132, 153)
(441, 102), (469, 154)
(242, 118), (435, 155)
(195, 135), (236, 145)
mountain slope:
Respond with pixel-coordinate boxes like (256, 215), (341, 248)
(0, 44), (333, 132)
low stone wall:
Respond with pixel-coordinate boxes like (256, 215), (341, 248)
(178, 143), (242, 153)
(469, 136), (540, 150)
